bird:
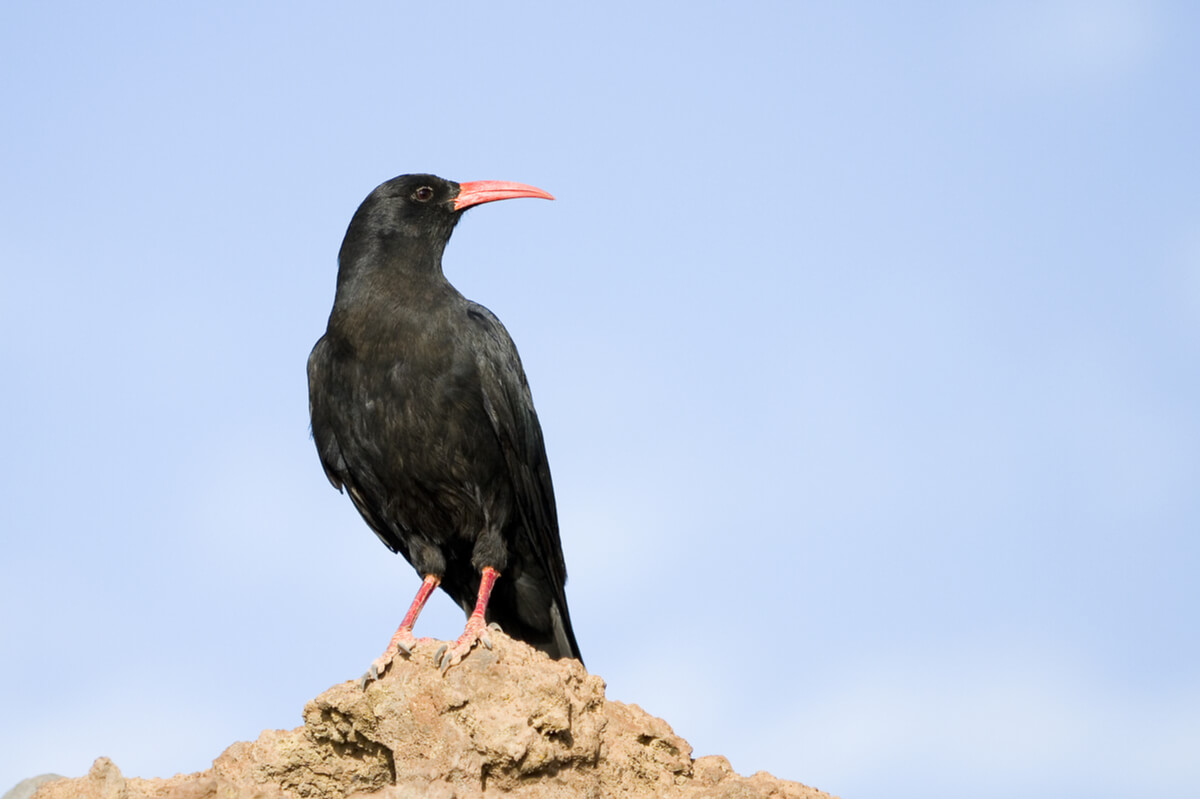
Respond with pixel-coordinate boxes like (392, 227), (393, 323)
(307, 173), (582, 686)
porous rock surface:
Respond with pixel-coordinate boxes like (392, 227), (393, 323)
(33, 634), (829, 798)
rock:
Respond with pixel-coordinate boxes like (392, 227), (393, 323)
(32, 633), (830, 798)
(25, 757), (214, 800)
(3, 774), (65, 799)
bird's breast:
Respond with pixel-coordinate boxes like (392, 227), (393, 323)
(318, 316), (511, 535)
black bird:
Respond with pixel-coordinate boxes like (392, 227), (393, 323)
(308, 174), (581, 684)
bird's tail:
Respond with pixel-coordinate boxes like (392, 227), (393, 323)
(549, 598), (583, 665)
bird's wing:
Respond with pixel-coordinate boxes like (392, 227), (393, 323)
(465, 303), (568, 590)
(307, 335), (348, 491)
(307, 335), (398, 550)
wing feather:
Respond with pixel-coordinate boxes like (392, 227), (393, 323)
(466, 305), (570, 599)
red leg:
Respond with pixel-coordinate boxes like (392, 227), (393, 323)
(436, 567), (500, 673)
(360, 574), (439, 689)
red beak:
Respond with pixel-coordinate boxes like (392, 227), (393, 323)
(453, 180), (555, 211)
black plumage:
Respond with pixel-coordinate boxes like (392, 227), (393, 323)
(307, 174), (580, 681)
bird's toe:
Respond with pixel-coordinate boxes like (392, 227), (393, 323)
(437, 616), (490, 674)
(439, 646), (467, 673)
(359, 646), (399, 690)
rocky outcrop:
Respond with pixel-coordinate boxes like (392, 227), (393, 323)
(31, 633), (829, 798)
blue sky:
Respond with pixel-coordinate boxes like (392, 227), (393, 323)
(2, 2), (1198, 797)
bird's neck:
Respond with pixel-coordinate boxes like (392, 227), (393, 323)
(337, 232), (449, 295)
(327, 236), (456, 336)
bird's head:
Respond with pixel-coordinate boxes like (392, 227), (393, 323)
(339, 174), (554, 273)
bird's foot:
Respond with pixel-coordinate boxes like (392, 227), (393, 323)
(357, 628), (435, 690)
(434, 615), (494, 674)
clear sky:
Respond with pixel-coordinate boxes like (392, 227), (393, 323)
(2, 2), (1198, 797)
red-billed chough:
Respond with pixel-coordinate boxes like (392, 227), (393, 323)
(308, 174), (581, 686)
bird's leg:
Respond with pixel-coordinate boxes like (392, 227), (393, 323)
(436, 567), (500, 673)
(386, 573), (441, 655)
(359, 574), (439, 689)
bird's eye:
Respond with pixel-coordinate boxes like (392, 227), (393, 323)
(413, 186), (435, 202)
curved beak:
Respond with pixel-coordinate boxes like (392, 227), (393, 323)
(453, 180), (555, 211)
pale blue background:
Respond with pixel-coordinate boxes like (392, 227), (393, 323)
(3, 2), (1198, 797)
